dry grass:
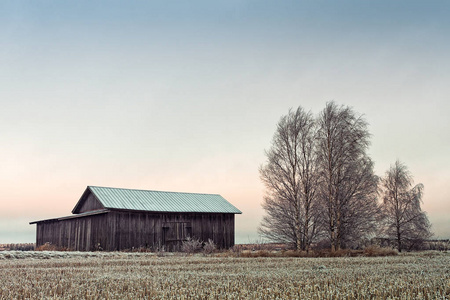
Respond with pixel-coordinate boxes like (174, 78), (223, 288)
(35, 242), (70, 252)
(0, 251), (448, 299)
(363, 245), (398, 257)
(221, 246), (397, 258)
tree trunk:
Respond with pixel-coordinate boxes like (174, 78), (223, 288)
(303, 215), (309, 252)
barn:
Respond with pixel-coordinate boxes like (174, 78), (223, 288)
(30, 186), (242, 251)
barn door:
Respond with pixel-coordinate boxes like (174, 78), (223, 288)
(162, 222), (192, 251)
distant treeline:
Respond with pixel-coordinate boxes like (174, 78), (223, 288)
(0, 243), (35, 251)
(371, 238), (449, 251)
(423, 240), (450, 251)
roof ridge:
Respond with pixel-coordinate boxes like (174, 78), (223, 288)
(88, 185), (221, 196)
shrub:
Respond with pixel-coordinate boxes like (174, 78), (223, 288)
(35, 243), (70, 252)
(181, 237), (202, 254)
(221, 247), (399, 258)
(239, 250), (271, 258)
(363, 245), (398, 257)
(282, 250), (316, 257)
(203, 239), (216, 255)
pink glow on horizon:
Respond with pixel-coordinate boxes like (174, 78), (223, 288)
(1, 1), (449, 243)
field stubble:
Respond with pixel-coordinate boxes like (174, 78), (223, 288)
(0, 251), (448, 299)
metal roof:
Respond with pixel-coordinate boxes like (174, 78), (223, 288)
(87, 186), (242, 214)
(30, 209), (109, 224)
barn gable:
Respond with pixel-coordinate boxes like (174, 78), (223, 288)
(72, 188), (105, 214)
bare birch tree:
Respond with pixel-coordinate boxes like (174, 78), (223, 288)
(259, 107), (322, 250)
(380, 160), (432, 252)
(316, 102), (379, 251)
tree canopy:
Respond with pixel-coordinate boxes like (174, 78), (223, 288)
(259, 102), (431, 251)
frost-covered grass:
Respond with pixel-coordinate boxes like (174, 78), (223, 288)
(0, 250), (160, 260)
(0, 251), (448, 299)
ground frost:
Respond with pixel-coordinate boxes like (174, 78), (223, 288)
(0, 251), (448, 299)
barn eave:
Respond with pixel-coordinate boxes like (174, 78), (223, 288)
(29, 209), (109, 224)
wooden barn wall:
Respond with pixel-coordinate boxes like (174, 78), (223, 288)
(109, 211), (235, 251)
(35, 212), (235, 251)
(35, 214), (109, 251)
(77, 193), (103, 213)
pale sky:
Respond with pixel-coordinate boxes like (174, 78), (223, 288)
(1, 1), (449, 244)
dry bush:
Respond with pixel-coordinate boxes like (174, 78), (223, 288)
(236, 243), (292, 251)
(239, 249), (358, 258)
(363, 245), (398, 257)
(314, 249), (363, 257)
(231, 244), (244, 253)
(239, 250), (272, 258)
(281, 250), (316, 257)
(415, 250), (445, 258)
(237, 250), (311, 258)
(202, 239), (216, 255)
(35, 243), (70, 252)
(221, 247), (399, 258)
(181, 237), (202, 254)
(216, 244), (243, 257)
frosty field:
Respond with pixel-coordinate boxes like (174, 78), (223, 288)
(0, 251), (448, 299)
